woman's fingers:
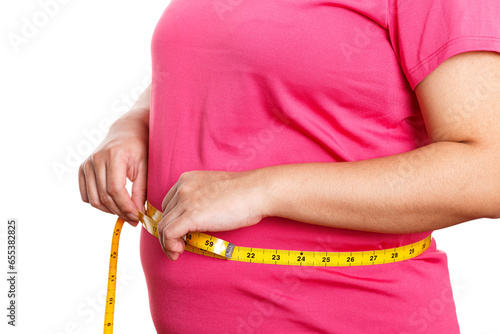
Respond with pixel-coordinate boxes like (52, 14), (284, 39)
(78, 164), (89, 203)
(83, 158), (113, 214)
(162, 191), (178, 217)
(107, 158), (142, 225)
(161, 183), (178, 213)
(130, 164), (148, 217)
(92, 153), (130, 223)
(158, 206), (187, 260)
(156, 170), (264, 260)
(79, 142), (148, 224)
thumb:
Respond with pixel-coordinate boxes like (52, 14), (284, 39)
(130, 164), (148, 220)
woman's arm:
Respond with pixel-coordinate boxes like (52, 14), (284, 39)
(79, 85), (150, 225)
(158, 52), (500, 259)
(257, 52), (500, 233)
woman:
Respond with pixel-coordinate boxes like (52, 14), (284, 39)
(79, 1), (500, 333)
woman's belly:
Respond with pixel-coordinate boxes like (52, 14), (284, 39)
(140, 216), (459, 334)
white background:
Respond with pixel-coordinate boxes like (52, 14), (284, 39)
(1, 1), (499, 333)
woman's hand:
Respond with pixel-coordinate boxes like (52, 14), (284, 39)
(158, 170), (266, 260)
(78, 108), (149, 226)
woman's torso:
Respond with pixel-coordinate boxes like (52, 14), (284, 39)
(142, 1), (459, 332)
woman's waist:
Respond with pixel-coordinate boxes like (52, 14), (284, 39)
(143, 196), (431, 253)
(207, 217), (432, 254)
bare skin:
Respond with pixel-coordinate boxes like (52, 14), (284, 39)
(79, 86), (150, 226)
(79, 52), (500, 260)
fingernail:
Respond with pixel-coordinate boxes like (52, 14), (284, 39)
(166, 252), (179, 261)
(174, 241), (183, 253)
(127, 213), (138, 221)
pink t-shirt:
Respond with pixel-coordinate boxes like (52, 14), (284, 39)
(141, 1), (500, 333)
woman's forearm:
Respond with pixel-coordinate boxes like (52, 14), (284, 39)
(156, 51), (500, 259)
(254, 141), (500, 234)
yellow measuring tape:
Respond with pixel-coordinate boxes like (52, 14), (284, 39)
(103, 218), (124, 334)
(140, 201), (432, 266)
(103, 201), (431, 333)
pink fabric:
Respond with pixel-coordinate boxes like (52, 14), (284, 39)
(141, 1), (500, 333)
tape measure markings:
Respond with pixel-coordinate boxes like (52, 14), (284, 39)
(140, 201), (434, 268)
(103, 218), (124, 334)
(103, 202), (432, 332)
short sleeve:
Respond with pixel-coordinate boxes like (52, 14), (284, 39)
(388, 0), (500, 90)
